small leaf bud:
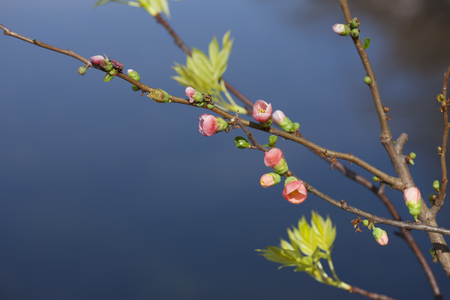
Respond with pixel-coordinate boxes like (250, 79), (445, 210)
(127, 69), (141, 81)
(433, 180), (440, 192)
(372, 176), (380, 182)
(429, 193), (437, 202)
(409, 152), (416, 159)
(437, 94), (444, 102)
(409, 159), (415, 165)
(235, 136), (250, 149)
(350, 29), (359, 38)
(293, 122), (300, 131)
(349, 17), (360, 29)
(364, 76), (372, 84)
(362, 219), (369, 226)
(207, 104), (214, 109)
(103, 73), (114, 82)
(148, 89), (170, 103)
(131, 85), (139, 92)
(77, 66), (87, 75)
(269, 135), (278, 148)
(109, 69), (117, 76)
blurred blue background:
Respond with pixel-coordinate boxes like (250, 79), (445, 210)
(1, 0), (450, 299)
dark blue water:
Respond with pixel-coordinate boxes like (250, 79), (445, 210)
(1, 0), (450, 299)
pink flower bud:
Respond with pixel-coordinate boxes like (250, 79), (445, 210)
(91, 55), (105, 65)
(332, 24), (350, 36)
(264, 148), (284, 167)
(272, 110), (287, 125)
(199, 114), (228, 137)
(186, 86), (196, 103)
(373, 228), (389, 246)
(403, 187), (421, 205)
(260, 173), (281, 188)
(252, 100), (273, 123)
(282, 180), (307, 204)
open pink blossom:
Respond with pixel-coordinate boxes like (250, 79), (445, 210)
(282, 180), (307, 204)
(91, 55), (105, 64)
(264, 148), (284, 167)
(403, 187), (421, 205)
(185, 86), (196, 103)
(252, 100), (273, 123)
(376, 231), (389, 246)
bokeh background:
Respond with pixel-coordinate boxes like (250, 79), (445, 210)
(1, 0), (450, 299)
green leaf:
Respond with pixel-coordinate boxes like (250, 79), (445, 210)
(362, 38), (371, 50)
(209, 36), (219, 68)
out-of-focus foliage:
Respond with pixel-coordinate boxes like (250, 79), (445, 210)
(172, 31), (246, 113)
(94, 0), (181, 18)
(257, 211), (350, 291)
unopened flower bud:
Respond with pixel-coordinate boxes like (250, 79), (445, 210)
(260, 172), (281, 188)
(409, 152), (416, 159)
(404, 187), (422, 221)
(132, 85), (139, 92)
(362, 219), (369, 227)
(78, 66), (87, 75)
(264, 148), (288, 175)
(185, 86), (203, 103)
(433, 180), (440, 191)
(364, 76), (372, 84)
(90, 55), (105, 65)
(373, 227), (388, 246)
(127, 69), (140, 81)
(332, 24), (350, 36)
(273, 110), (296, 133)
(199, 114), (228, 137)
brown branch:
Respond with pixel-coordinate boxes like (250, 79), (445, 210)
(0, 23), (403, 191)
(338, 0), (450, 279)
(326, 156), (442, 300)
(235, 117), (267, 152)
(349, 286), (396, 300)
(431, 63), (450, 215)
(153, 13), (255, 110)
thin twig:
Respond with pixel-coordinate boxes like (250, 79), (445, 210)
(154, 14), (255, 110)
(349, 286), (396, 300)
(431, 63), (450, 215)
(324, 156), (442, 300)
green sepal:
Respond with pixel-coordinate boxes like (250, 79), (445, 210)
(196, 102), (206, 107)
(207, 104), (214, 109)
(103, 73), (114, 82)
(284, 176), (298, 187)
(273, 158), (288, 175)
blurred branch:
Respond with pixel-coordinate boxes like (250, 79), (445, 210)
(154, 13), (254, 111)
